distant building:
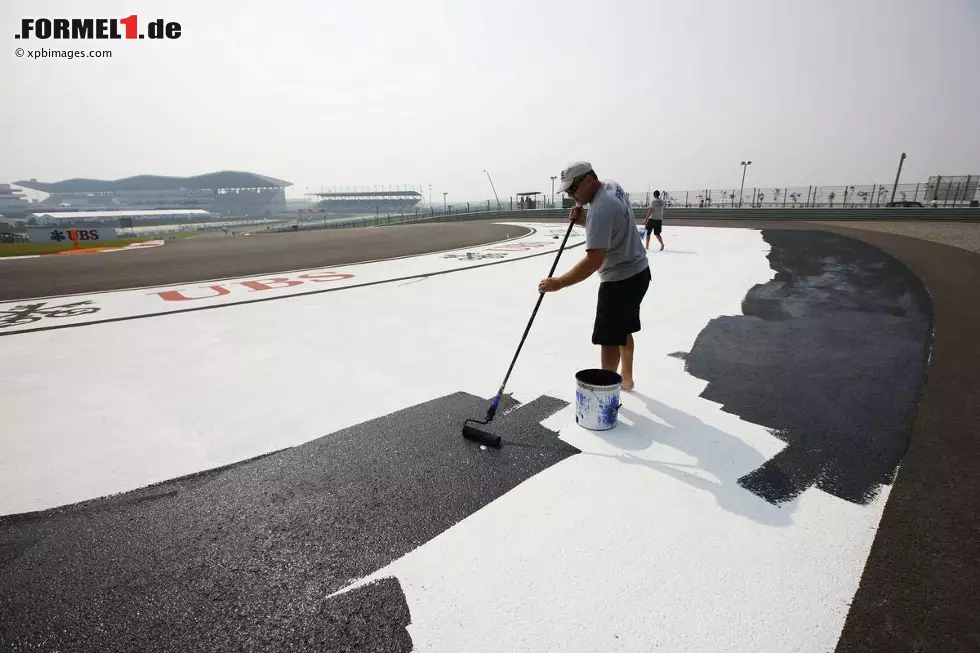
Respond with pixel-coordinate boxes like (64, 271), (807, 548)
(14, 170), (291, 218)
(311, 190), (423, 216)
(0, 183), (32, 218)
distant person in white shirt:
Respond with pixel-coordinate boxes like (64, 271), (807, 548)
(644, 190), (666, 251)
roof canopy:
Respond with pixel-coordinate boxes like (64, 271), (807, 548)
(14, 171), (292, 193)
(31, 209), (212, 219)
(313, 191), (423, 198)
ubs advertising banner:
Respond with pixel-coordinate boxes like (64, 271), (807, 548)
(27, 227), (118, 243)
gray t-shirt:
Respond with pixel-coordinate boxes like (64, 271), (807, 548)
(649, 198), (665, 219)
(585, 180), (649, 283)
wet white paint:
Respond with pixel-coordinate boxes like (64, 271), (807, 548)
(0, 223), (893, 652)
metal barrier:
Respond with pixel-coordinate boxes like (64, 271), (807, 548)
(649, 178), (978, 210)
(269, 206), (980, 233)
(392, 207), (980, 225)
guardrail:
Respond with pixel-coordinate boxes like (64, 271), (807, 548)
(269, 206), (980, 233)
(393, 206), (980, 225)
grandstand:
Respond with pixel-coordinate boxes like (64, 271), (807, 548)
(0, 184), (32, 218)
(311, 190), (423, 216)
(14, 171), (290, 218)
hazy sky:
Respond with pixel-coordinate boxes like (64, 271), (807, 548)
(3, 0), (978, 201)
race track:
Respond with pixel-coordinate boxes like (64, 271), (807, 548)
(0, 218), (976, 653)
(0, 222), (529, 300)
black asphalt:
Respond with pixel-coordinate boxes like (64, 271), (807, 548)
(819, 226), (980, 653)
(0, 222), (529, 301)
(0, 392), (576, 652)
(680, 229), (932, 505)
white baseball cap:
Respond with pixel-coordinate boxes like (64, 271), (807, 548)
(556, 161), (593, 193)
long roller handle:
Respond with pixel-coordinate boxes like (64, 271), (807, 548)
(484, 219), (578, 422)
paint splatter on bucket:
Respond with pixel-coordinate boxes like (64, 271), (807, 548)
(574, 368), (622, 431)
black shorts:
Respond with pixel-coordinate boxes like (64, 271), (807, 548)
(592, 265), (651, 346)
(645, 219), (663, 235)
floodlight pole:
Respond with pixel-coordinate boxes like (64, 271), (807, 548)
(739, 160), (752, 208)
(483, 169), (502, 211)
(890, 152), (907, 204)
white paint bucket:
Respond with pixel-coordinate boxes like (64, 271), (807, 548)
(574, 369), (622, 431)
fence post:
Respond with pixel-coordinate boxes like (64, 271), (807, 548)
(913, 183), (920, 202)
(944, 181), (953, 207)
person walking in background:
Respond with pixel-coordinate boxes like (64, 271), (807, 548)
(645, 190), (666, 251)
(538, 161), (650, 391)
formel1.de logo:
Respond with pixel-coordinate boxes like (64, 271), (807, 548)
(15, 16), (182, 40)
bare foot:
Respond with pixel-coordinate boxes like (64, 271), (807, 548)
(621, 377), (635, 391)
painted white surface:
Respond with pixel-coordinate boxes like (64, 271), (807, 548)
(0, 223), (581, 332)
(0, 223), (892, 652)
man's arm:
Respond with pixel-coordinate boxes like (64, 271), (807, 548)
(557, 248), (605, 288)
(539, 200), (611, 293)
(559, 200), (611, 287)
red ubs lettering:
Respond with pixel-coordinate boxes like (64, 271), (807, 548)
(239, 277), (303, 291)
(152, 271), (355, 302)
(153, 285), (232, 302)
(298, 272), (355, 282)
